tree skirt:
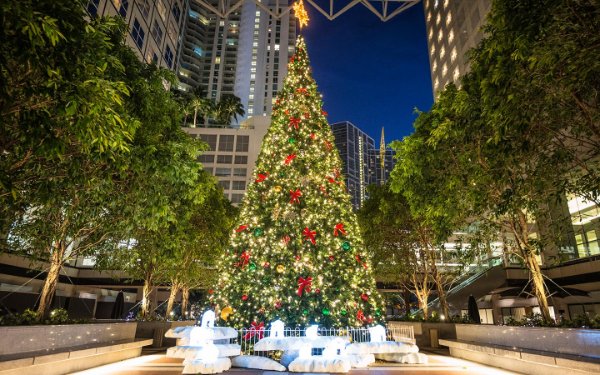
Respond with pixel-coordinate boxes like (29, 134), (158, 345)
(182, 357), (231, 374)
(345, 341), (419, 354)
(167, 344), (241, 359)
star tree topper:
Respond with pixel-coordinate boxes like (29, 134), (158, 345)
(293, 0), (309, 29)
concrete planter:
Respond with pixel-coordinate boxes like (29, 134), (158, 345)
(135, 320), (195, 347)
(454, 323), (600, 357)
(0, 321), (137, 357)
(387, 321), (457, 348)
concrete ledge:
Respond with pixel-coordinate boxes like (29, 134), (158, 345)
(0, 338), (152, 375)
(440, 339), (600, 375)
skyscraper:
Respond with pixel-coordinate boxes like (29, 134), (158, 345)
(87, 0), (188, 71)
(331, 122), (395, 210)
(423, 0), (491, 97)
(177, 0), (296, 121)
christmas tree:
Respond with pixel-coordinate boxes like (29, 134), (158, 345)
(213, 37), (383, 329)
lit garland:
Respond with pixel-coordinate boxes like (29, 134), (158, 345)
(212, 37), (383, 329)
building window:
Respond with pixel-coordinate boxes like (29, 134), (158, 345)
(232, 181), (246, 190)
(218, 135), (234, 151)
(203, 167), (213, 174)
(215, 168), (231, 177)
(233, 168), (247, 177)
(131, 19), (145, 49)
(198, 154), (215, 163)
(152, 20), (163, 44)
(231, 194), (244, 204)
(164, 46), (174, 68)
(138, 0), (150, 17)
(217, 155), (233, 164)
(113, 0), (129, 18)
(235, 136), (249, 152)
(172, 2), (181, 22)
(218, 180), (230, 190)
(199, 134), (217, 150)
(87, 0), (100, 17)
(234, 155), (248, 164)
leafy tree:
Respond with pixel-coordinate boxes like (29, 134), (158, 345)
(1, 0), (140, 319)
(165, 184), (238, 319)
(390, 0), (600, 323)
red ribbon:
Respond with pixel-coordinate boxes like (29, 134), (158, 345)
(297, 276), (313, 297)
(255, 173), (268, 183)
(296, 87), (308, 95)
(289, 117), (301, 130)
(289, 189), (302, 204)
(282, 235), (291, 245)
(357, 309), (373, 324)
(334, 223), (346, 237)
(243, 321), (265, 340)
(324, 141), (333, 150)
(284, 153), (297, 165)
(303, 227), (316, 245)
(321, 110), (328, 116)
(235, 225), (248, 233)
(239, 251), (250, 268)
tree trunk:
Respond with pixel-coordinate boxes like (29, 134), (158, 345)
(165, 282), (181, 320)
(181, 285), (190, 319)
(140, 277), (153, 319)
(412, 272), (430, 319)
(193, 109), (198, 128)
(37, 243), (65, 320)
(432, 263), (450, 320)
(526, 250), (552, 322)
(512, 211), (553, 322)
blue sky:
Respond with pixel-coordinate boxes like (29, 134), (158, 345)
(303, 3), (433, 145)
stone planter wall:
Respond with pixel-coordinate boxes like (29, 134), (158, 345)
(0, 322), (137, 357)
(454, 323), (600, 357)
(387, 321), (457, 348)
(135, 320), (195, 347)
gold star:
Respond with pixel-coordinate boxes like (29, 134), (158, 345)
(293, 0), (309, 29)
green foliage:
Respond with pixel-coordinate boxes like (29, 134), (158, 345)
(0, 308), (81, 326)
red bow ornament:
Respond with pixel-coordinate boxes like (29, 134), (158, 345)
(297, 276), (313, 297)
(255, 173), (268, 183)
(243, 321), (265, 340)
(289, 117), (301, 130)
(289, 189), (302, 204)
(296, 87), (308, 95)
(334, 223), (346, 237)
(303, 227), (317, 245)
(284, 153), (297, 165)
(357, 309), (374, 324)
(235, 224), (248, 233)
(239, 251), (250, 268)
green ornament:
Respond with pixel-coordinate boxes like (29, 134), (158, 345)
(303, 309), (309, 315)
(341, 309), (347, 316)
(375, 309), (381, 316)
(279, 172), (286, 177)
(322, 308), (330, 316)
(249, 262), (257, 271)
(253, 228), (263, 236)
(289, 137), (296, 144)
(342, 241), (351, 251)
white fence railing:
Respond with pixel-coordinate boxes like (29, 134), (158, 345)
(235, 325), (415, 355)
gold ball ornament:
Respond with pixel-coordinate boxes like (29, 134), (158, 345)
(220, 306), (234, 321)
(274, 185), (282, 192)
(276, 264), (285, 273)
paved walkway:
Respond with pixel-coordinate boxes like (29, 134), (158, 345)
(72, 352), (520, 375)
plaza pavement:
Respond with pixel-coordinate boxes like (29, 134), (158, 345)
(72, 351), (520, 375)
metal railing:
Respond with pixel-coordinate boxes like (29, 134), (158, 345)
(235, 325), (415, 355)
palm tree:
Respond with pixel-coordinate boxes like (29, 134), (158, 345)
(215, 94), (245, 125)
(190, 97), (214, 127)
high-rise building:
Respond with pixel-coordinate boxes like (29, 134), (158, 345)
(177, 0), (296, 121)
(423, 0), (491, 97)
(177, 1), (241, 98)
(331, 122), (395, 210)
(88, 0), (188, 71)
(235, 0), (296, 120)
(183, 116), (270, 204)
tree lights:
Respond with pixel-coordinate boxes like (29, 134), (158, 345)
(213, 37), (382, 329)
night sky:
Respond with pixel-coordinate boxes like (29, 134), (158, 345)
(302, 2), (433, 145)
